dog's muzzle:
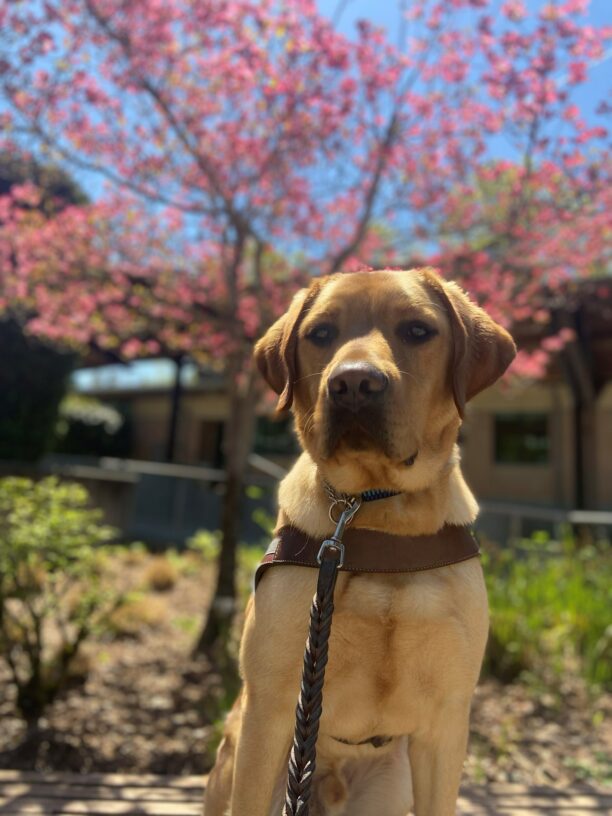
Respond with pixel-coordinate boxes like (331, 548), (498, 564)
(327, 361), (388, 413)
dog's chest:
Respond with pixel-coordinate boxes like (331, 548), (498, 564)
(319, 567), (488, 736)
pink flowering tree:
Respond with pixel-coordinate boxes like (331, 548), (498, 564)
(1, 0), (609, 645)
(430, 161), (611, 375)
(0, 184), (252, 360)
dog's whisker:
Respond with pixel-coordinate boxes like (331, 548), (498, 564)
(303, 411), (317, 436)
(294, 370), (326, 384)
(299, 405), (317, 437)
(396, 368), (419, 384)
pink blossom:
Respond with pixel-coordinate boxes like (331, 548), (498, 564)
(501, 1), (527, 21)
(568, 60), (587, 83)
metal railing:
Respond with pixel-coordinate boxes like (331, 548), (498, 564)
(480, 500), (612, 527)
(42, 453), (286, 486)
(1, 454), (281, 545)
(3, 455), (610, 546)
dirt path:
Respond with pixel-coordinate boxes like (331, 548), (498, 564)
(0, 552), (609, 786)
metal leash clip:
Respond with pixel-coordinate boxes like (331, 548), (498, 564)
(324, 480), (359, 525)
(317, 496), (362, 569)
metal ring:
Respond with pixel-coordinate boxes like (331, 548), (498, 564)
(328, 502), (338, 524)
(328, 497), (362, 526)
(328, 499), (348, 524)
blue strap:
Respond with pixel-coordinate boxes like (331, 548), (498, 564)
(360, 488), (401, 503)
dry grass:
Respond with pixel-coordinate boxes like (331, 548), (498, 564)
(143, 556), (178, 591)
(107, 596), (168, 638)
(119, 544), (149, 567)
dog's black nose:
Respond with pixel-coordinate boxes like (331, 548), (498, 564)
(328, 362), (388, 412)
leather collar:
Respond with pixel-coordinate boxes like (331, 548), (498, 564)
(255, 523), (479, 588)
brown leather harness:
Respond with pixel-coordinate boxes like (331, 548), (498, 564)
(255, 522), (479, 588)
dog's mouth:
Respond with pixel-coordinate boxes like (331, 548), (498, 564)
(322, 405), (388, 456)
(321, 407), (418, 468)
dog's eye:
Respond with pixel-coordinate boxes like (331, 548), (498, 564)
(306, 323), (338, 346)
(397, 321), (437, 344)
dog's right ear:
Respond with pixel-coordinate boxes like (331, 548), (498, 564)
(254, 280), (323, 411)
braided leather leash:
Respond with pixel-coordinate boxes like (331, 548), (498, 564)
(283, 539), (342, 815)
(283, 486), (399, 816)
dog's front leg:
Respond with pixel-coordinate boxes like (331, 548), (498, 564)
(408, 701), (471, 816)
(230, 684), (295, 815)
(230, 573), (312, 815)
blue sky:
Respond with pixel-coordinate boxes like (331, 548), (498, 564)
(318, 0), (611, 120)
(66, 0), (610, 206)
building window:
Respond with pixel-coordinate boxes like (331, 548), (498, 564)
(254, 416), (300, 456)
(494, 413), (550, 464)
(199, 420), (224, 467)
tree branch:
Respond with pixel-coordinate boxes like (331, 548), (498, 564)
(82, 0), (258, 240)
(11, 121), (218, 217)
(327, 110), (399, 273)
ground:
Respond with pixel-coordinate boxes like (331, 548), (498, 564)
(0, 549), (610, 787)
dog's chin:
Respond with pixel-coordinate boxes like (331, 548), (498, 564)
(315, 447), (445, 498)
(320, 409), (394, 460)
(315, 449), (408, 495)
(305, 420), (412, 494)
(329, 427), (381, 453)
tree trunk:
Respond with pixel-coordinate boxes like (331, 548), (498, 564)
(194, 359), (258, 655)
(558, 307), (598, 510)
(165, 356), (184, 463)
(569, 378), (598, 511)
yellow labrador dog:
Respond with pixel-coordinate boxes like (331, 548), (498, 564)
(205, 268), (516, 816)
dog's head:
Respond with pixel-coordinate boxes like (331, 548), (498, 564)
(255, 269), (516, 493)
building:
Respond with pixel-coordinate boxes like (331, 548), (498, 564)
(74, 279), (612, 512)
(74, 375), (612, 512)
(463, 380), (612, 509)
(74, 380), (298, 468)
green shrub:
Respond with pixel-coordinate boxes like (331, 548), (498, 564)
(0, 476), (126, 723)
(187, 529), (221, 562)
(245, 485), (276, 538)
(187, 530), (264, 600)
(484, 533), (611, 691)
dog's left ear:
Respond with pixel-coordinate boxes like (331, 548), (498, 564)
(424, 272), (517, 417)
(254, 280), (324, 411)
